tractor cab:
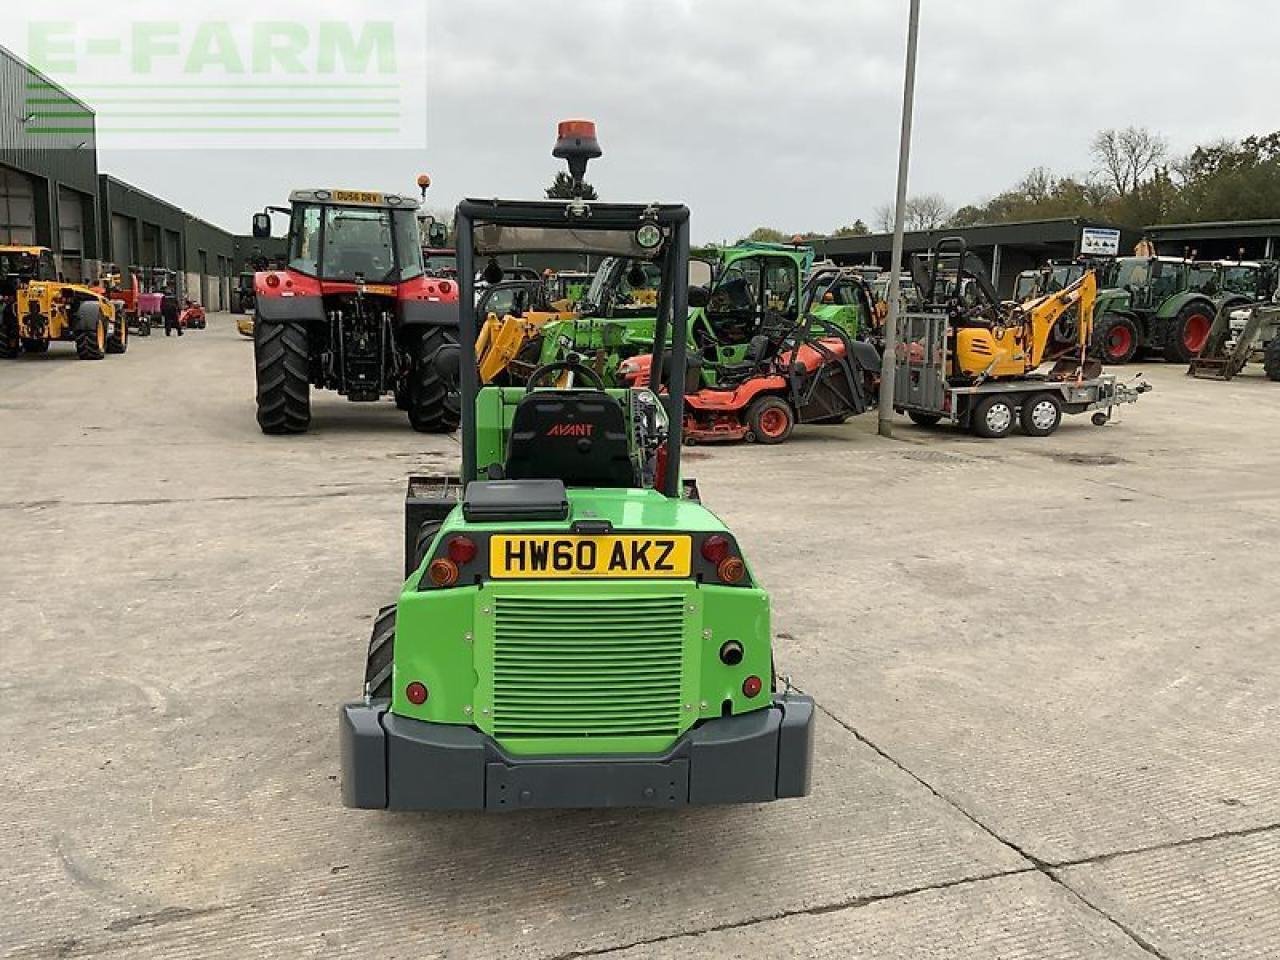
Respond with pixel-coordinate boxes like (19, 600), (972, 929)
(340, 120), (815, 811)
(0, 246), (55, 298)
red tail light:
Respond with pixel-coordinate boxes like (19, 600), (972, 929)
(265, 274), (280, 288)
(446, 535), (477, 564)
(701, 535), (729, 564)
(406, 681), (429, 705)
(742, 675), (763, 698)
(439, 280), (452, 294)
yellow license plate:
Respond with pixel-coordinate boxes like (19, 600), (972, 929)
(490, 535), (692, 579)
(332, 190), (384, 205)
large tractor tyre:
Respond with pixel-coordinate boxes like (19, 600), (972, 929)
(1264, 339), (1280, 383)
(106, 318), (129, 354)
(76, 316), (106, 361)
(745, 395), (795, 444)
(21, 338), (50, 354)
(408, 328), (461, 434)
(1091, 313), (1140, 365)
(254, 321), (312, 435)
(0, 317), (17, 359)
(1019, 391), (1063, 438)
(1164, 302), (1215, 364)
(363, 604), (398, 701)
(907, 411), (942, 427)
(970, 394), (1016, 439)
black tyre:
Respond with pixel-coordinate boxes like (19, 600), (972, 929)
(363, 604), (397, 700)
(0, 314), (17, 359)
(971, 394), (1016, 439)
(409, 520), (443, 578)
(907, 410), (942, 427)
(20, 338), (50, 354)
(106, 316), (128, 354)
(1265, 339), (1280, 383)
(745, 395), (794, 444)
(1019, 391), (1063, 437)
(1091, 314), (1139, 365)
(1164, 302), (1214, 364)
(76, 313), (106, 361)
(408, 327), (460, 433)
(254, 321), (311, 435)
(135, 319), (152, 337)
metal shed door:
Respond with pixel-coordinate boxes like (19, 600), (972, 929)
(0, 167), (36, 245)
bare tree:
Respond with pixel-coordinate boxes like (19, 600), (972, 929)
(874, 194), (953, 232)
(906, 193), (952, 230)
(1091, 126), (1168, 196)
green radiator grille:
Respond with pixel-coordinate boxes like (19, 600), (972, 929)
(491, 595), (686, 738)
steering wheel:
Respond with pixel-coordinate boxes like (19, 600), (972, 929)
(524, 360), (606, 393)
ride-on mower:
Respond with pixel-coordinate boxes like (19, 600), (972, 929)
(617, 271), (882, 445)
(250, 183), (460, 434)
(340, 121), (815, 811)
(0, 246), (124, 360)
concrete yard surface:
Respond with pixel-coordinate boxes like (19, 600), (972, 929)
(2, 316), (1278, 959)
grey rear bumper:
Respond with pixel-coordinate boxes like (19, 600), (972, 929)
(340, 694), (815, 811)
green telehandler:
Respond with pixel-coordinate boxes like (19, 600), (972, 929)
(340, 120), (816, 811)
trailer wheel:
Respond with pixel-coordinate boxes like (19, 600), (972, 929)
(1165, 302), (1214, 364)
(746, 396), (794, 444)
(1092, 314), (1139, 365)
(135, 319), (152, 337)
(1264, 339), (1280, 382)
(408, 328), (461, 434)
(971, 395), (1016, 439)
(364, 604), (397, 700)
(1091, 412), (1110, 427)
(1019, 392), (1063, 437)
(907, 411), (942, 427)
(255, 321), (312, 434)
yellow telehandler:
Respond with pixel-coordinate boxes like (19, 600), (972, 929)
(0, 246), (123, 360)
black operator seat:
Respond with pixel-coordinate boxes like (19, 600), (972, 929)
(505, 389), (638, 488)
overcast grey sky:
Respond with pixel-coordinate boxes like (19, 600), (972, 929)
(73, 0), (1280, 241)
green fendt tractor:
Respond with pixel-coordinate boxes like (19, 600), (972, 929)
(340, 121), (816, 811)
(1089, 256), (1277, 364)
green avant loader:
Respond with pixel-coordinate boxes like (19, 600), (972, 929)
(340, 121), (816, 811)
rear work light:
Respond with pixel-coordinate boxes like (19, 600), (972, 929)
(446, 535), (477, 564)
(428, 557), (459, 587)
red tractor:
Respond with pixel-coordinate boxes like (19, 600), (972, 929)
(250, 187), (459, 434)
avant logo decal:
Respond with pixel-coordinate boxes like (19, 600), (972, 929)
(546, 422), (594, 438)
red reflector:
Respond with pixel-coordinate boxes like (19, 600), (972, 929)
(265, 274), (280, 288)
(428, 557), (459, 587)
(446, 535), (477, 564)
(438, 280), (452, 294)
(717, 556), (746, 584)
(406, 681), (429, 705)
(701, 535), (730, 564)
(742, 675), (763, 698)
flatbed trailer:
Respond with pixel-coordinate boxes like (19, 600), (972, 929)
(894, 312), (1150, 437)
